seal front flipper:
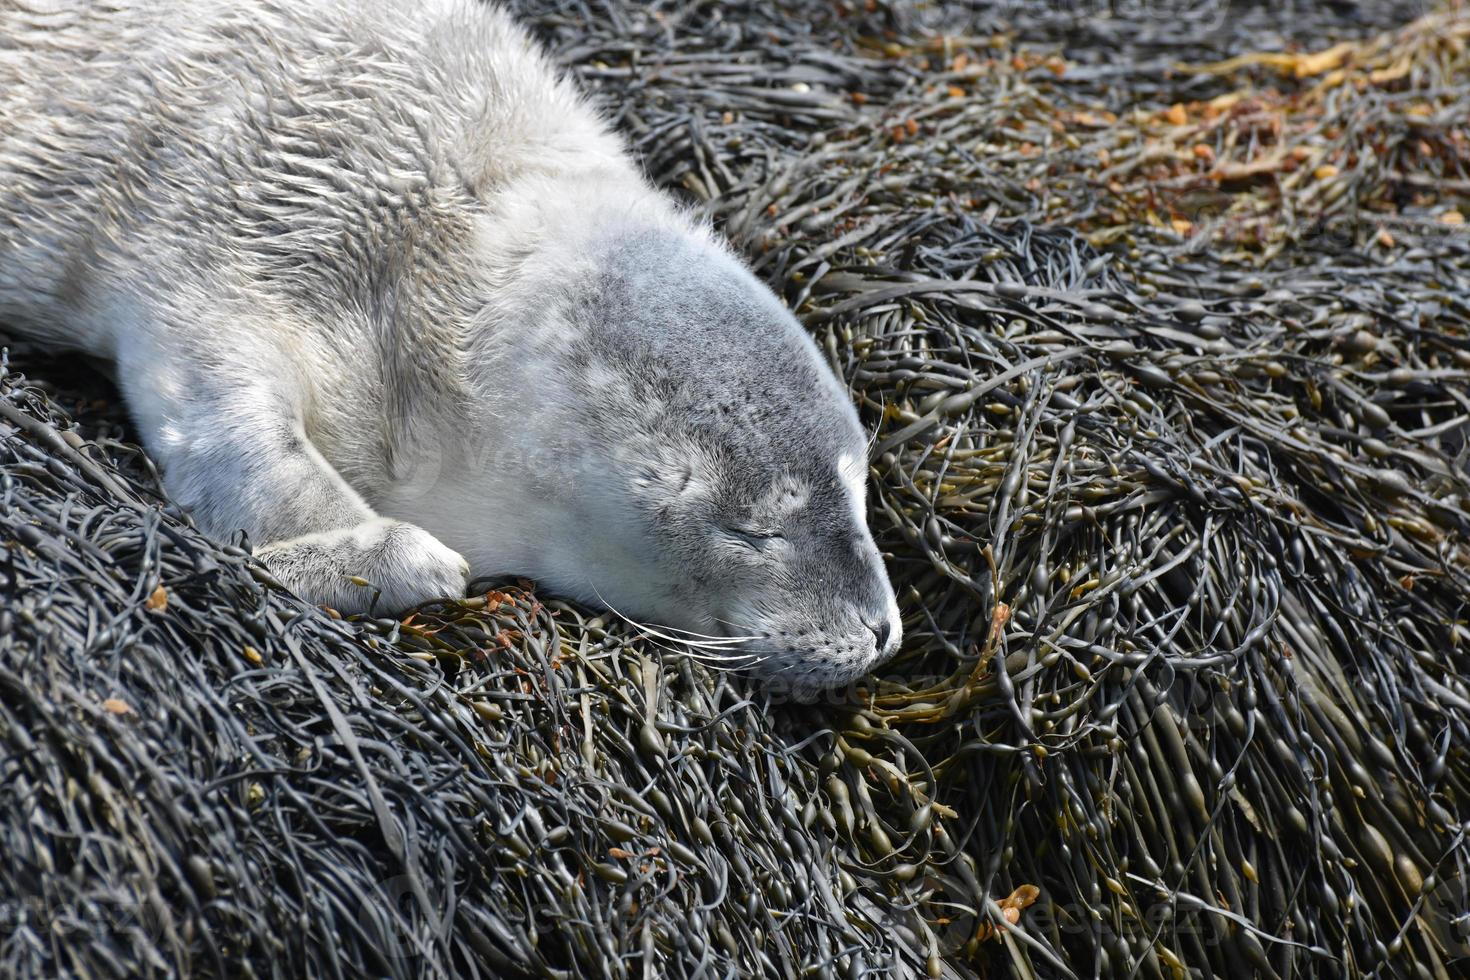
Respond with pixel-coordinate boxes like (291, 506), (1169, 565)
(255, 518), (471, 615)
(119, 359), (469, 615)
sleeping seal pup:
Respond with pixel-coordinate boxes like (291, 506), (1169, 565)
(0, 0), (902, 694)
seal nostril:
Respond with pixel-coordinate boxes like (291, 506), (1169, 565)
(868, 618), (891, 652)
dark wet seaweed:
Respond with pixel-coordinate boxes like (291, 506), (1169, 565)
(2, 1), (1467, 977)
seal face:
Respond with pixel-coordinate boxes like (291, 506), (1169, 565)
(0, 0), (902, 691)
(477, 227), (905, 694)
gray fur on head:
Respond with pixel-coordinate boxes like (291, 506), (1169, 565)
(0, 0), (902, 693)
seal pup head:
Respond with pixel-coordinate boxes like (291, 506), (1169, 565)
(466, 208), (903, 698)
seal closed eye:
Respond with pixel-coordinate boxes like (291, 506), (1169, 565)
(0, 0), (903, 694)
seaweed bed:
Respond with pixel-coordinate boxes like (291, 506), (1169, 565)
(2, 1), (1469, 977)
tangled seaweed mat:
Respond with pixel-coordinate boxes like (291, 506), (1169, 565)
(2, 1), (1469, 977)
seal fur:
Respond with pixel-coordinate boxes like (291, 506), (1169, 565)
(0, 0), (902, 692)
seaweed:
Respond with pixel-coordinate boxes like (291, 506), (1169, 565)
(2, 1), (1468, 977)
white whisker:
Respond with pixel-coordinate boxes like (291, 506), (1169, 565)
(582, 581), (762, 661)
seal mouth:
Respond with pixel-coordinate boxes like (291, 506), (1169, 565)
(754, 661), (869, 705)
(586, 602), (898, 702)
(695, 616), (899, 701)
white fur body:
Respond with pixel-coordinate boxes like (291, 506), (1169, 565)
(0, 0), (902, 692)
